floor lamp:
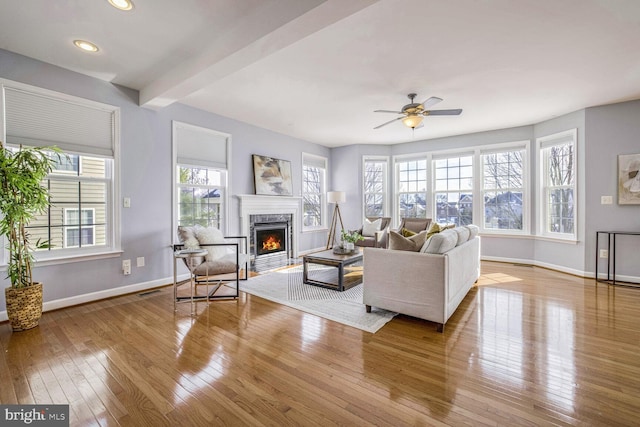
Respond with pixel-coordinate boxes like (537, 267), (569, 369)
(326, 191), (346, 249)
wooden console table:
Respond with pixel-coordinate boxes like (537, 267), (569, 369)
(595, 231), (640, 287)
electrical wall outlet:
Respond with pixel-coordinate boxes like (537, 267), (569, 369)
(122, 259), (131, 275)
(599, 249), (608, 259)
(123, 197), (131, 208)
(137, 257), (145, 267)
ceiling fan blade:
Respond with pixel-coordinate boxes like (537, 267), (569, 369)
(421, 96), (443, 109)
(374, 116), (404, 129)
(425, 109), (463, 116)
(374, 109), (403, 114)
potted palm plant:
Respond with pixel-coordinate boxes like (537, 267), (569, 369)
(0, 141), (58, 331)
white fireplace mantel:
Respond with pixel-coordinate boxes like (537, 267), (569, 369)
(236, 194), (302, 258)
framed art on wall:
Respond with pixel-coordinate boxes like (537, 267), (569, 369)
(618, 153), (640, 205)
(252, 154), (293, 196)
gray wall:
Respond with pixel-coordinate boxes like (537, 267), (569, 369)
(0, 49), (329, 312)
(584, 99), (640, 279)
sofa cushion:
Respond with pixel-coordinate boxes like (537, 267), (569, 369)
(454, 226), (470, 246)
(389, 230), (427, 251)
(400, 227), (417, 237)
(362, 218), (382, 237)
(421, 229), (458, 254)
(465, 224), (479, 240)
(426, 222), (455, 239)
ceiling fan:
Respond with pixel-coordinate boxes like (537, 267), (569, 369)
(373, 93), (462, 130)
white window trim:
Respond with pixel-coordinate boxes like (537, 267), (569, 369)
(0, 78), (120, 266)
(479, 141), (530, 235)
(171, 121), (231, 238)
(433, 153), (475, 226)
(536, 129), (578, 241)
(301, 152), (328, 232)
(393, 154), (430, 225)
(362, 155), (390, 218)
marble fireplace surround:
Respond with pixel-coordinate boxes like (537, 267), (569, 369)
(237, 194), (302, 259)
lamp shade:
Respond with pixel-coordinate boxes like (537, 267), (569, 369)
(402, 115), (423, 128)
(327, 191), (346, 204)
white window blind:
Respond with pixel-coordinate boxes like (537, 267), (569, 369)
(302, 153), (327, 169)
(4, 87), (115, 157)
(539, 129), (576, 149)
(175, 121), (228, 169)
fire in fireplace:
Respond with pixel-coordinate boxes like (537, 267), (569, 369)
(255, 223), (288, 257)
(262, 235), (281, 251)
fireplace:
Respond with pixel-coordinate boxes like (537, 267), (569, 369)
(248, 213), (293, 270)
(237, 194), (301, 271)
(255, 222), (288, 257)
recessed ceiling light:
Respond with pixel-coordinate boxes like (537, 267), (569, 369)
(73, 40), (99, 52)
(108, 0), (134, 11)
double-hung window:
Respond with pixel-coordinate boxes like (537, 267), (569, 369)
(2, 83), (118, 259)
(396, 159), (428, 218)
(481, 145), (527, 232)
(434, 155), (474, 226)
(363, 157), (388, 217)
(302, 153), (327, 230)
(538, 129), (577, 239)
(173, 122), (230, 232)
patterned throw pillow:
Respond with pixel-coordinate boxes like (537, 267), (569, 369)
(389, 230), (428, 251)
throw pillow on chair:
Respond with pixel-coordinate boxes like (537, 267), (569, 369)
(362, 218), (382, 237)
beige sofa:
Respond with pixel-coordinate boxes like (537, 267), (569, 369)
(363, 226), (480, 332)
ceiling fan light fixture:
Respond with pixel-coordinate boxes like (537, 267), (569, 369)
(402, 115), (423, 129)
(108, 0), (134, 11)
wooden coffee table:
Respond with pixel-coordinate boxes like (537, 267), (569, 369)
(302, 249), (363, 291)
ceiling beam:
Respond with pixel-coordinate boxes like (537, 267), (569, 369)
(140, 0), (378, 109)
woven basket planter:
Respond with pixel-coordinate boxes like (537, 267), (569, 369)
(5, 283), (43, 331)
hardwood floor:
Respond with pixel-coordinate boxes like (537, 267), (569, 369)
(2, 261), (640, 426)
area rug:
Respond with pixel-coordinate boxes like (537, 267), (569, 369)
(240, 266), (396, 333)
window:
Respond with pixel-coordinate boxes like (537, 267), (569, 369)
(482, 148), (525, 231)
(302, 153), (327, 230)
(363, 157), (388, 217)
(538, 129), (577, 238)
(396, 159), (428, 218)
(53, 153), (80, 173)
(173, 122), (230, 233)
(24, 153), (109, 253)
(2, 82), (118, 261)
(177, 165), (226, 228)
(434, 155), (473, 226)
(64, 208), (95, 248)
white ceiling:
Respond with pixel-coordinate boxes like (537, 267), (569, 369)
(1, 0), (640, 148)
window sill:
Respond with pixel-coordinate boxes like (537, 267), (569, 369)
(479, 233), (579, 244)
(33, 249), (124, 268)
(302, 227), (329, 234)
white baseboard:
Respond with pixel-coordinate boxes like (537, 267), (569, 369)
(481, 256), (586, 277)
(0, 273), (189, 323)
